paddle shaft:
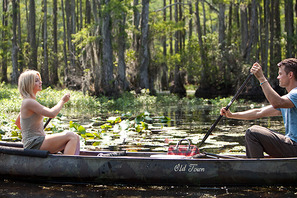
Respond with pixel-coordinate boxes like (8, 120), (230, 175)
(199, 73), (254, 147)
(44, 118), (52, 129)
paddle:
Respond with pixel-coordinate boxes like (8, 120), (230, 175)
(198, 72), (254, 148)
(43, 118), (52, 129)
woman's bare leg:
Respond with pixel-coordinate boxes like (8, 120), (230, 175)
(40, 131), (80, 155)
(75, 140), (80, 155)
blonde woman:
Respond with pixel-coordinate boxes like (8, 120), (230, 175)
(15, 70), (80, 155)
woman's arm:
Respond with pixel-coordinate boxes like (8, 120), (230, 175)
(23, 93), (70, 118)
(15, 113), (21, 129)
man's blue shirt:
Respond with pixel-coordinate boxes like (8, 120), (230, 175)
(278, 87), (297, 142)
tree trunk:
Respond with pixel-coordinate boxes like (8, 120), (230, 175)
(80, 0), (92, 95)
(101, 0), (114, 96)
(196, 0), (206, 88)
(195, 0), (213, 98)
(117, 10), (129, 92)
(269, 0), (275, 81)
(65, 0), (77, 87)
(28, 0), (37, 70)
(188, 0), (192, 39)
(175, 0), (179, 53)
(79, 0), (83, 30)
(161, 0), (168, 90)
(274, 0), (282, 87)
(11, 0), (19, 84)
(294, 0), (297, 37)
(25, 0), (29, 57)
(71, 0), (76, 49)
(1, 0), (8, 82)
(187, 0), (194, 84)
(234, 3), (240, 29)
(92, 0), (102, 96)
(139, 0), (150, 89)
(179, 0), (184, 51)
(218, 3), (226, 85)
(133, 0), (140, 52)
(61, 0), (68, 83)
(85, 0), (91, 24)
(170, 0), (186, 97)
(42, 0), (49, 86)
(169, 0), (173, 55)
(227, 3), (232, 46)
(52, 0), (59, 85)
(274, 0), (281, 63)
(261, 0), (269, 76)
(218, 3), (225, 50)
(285, 0), (294, 57)
(270, 0), (282, 89)
(17, 0), (23, 73)
(246, 0), (259, 62)
(240, 4), (248, 61)
(128, 0), (140, 89)
(174, 0), (179, 87)
(202, 0), (206, 35)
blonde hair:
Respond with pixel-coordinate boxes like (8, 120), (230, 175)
(18, 70), (42, 98)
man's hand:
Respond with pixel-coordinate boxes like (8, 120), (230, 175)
(220, 107), (233, 118)
(251, 62), (266, 83)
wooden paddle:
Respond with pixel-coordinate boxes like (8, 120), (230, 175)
(43, 118), (52, 129)
(198, 72), (254, 148)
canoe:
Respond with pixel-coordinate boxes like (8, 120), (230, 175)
(0, 141), (297, 186)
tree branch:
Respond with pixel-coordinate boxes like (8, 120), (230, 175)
(154, 2), (188, 13)
(201, 0), (219, 13)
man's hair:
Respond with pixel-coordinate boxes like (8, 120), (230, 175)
(277, 58), (297, 79)
(18, 70), (41, 98)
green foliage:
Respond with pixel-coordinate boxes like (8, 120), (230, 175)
(100, 123), (112, 132)
(69, 120), (101, 141)
(150, 20), (185, 37)
(72, 25), (97, 53)
(0, 83), (21, 115)
(1, 1), (292, 102)
(0, 113), (21, 142)
(126, 49), (137, 63)
(69, 121), (86, 135)
(107, 116), (122, 124)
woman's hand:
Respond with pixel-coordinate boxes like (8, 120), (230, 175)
(61, 93), (71, 103)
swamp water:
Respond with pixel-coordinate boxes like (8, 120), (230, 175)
(1, 103), (297, 197)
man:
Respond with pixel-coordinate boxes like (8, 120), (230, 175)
(220, 58), (297, 158)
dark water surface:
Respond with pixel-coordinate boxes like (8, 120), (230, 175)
(1, 179), (297, 197)
(1, 103), (297, 197)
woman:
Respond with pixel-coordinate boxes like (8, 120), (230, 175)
(15, 70), (80, 155)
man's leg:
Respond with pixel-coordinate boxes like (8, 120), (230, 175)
(245, 125), (297, 158)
